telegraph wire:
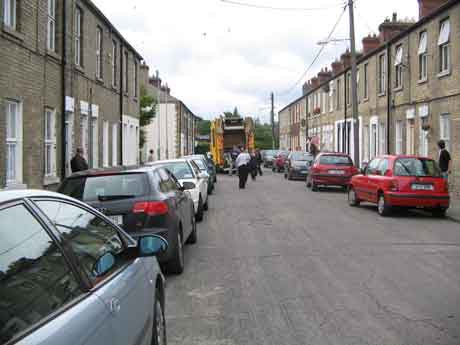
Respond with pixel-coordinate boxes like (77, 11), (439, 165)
(220, 0), (346, 12)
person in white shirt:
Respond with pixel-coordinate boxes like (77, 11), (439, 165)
(235, 148), (251, 189)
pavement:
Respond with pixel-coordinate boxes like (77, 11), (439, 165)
(447, 198), (460, 223)
(165, 170), (460, 345)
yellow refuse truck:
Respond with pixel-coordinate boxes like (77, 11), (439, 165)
(210, 117), (255, 172)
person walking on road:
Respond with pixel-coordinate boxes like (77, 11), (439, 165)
(229, 146), (240, 176)
(255, 149), (263, 176)
(71, 148), (88, 173)
(438, 140), (452, 180)
(235, 148), (251, 189)
(249, 150), (258, 181)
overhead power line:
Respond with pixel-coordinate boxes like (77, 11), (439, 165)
(280, 4), (347, 96)
(220, 0), (346, 12)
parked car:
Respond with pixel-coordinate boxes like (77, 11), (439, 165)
(147, 159), (210, 222)
(307, 152), (359, 191)
(263, 150), (278, 168)
(272, 151), (289, 172)
(348, 155), (450, 217)
(58, 165), (196, 274)
(0, 190), (167, 345)
(284, 152), (314, 180)
(184, 154), (216, 192)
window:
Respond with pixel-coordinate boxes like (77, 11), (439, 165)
(75, 7), (82, 66)
(378, 159), (389, 176)
(112, 123), (118, 166)
(134, 61), (138, 98)
(35, 201), (125, 285)
(394, 45), (403, 89)
(81, 115), (88, 158)
(418, 31), (428, 81)
(406, 119), (415, 155)
(96, 27), (103, 79)
(47, 0), (56, 51)
(329, 81), (334, 112)
(102, 121), (109, 167)
(366, 158), (381, 175)
(438, 19), (450, 74)
(3, 0), (16, 29)
(395, 120), (403, 155)
(5, 100), (22, 185)
(336, 79), (341, 110)
(346, 73), (351, 105)
(419, 120), (429, 156)
(394, 158), (441, 177)
(91, 118), (98, 168)
(363, 63), (368, 99)
(158, 168), (179, 193)
(124, 51), (129, 94)
(379, 123), (386, 155)
(440, 114), (451, 151)
(370, 123), (378, 159)
(356, 68), (360, 103)
(0, 205), (82, 344)
(112, 40), (118, 87)
(363, 125), (369, 162)
(44, 109), (57, 177)
(378, 54), (386, 94)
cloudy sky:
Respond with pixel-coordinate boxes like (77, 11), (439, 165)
(93, 0), (418, 122)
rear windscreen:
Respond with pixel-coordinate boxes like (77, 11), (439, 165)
(319, 155), (352, 165)
(60, 173), (148, 201)
(394, 158), (441, 177)
(193, 159), (207, 170)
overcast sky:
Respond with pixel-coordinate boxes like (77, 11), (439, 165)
(93, 0), (418, 122)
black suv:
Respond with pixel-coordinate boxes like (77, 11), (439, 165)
(58, 165), (196, 274)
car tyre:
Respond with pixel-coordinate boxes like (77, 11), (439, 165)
(348, 186), (360, 207)
(377, 193), (391, 217)
(187, 209), (197, 244)
(203, 197), (209, 211)
(432, 208), (447, 218)
(166, 230), (184, 275)
(151, 289), (167, 345)
(196, 196), (204, 222)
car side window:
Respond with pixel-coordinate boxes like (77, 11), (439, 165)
(367, 159), (381, 175)
(378, 159), (389, 176)
(189, 161), (200, 177)
(0, 204), (82, 343)
(35, 201), (125, 285)
(167, 171), (182, 191)
(158, 168), (177, 192)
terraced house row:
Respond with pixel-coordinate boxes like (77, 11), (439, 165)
(279, 0), (460, 198)
(0, 0), (200, 191)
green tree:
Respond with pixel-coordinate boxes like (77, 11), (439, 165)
(139, 86), (157, 148)
(198, 120), (211, 136)
(254, 123), (274, 150)
(223, 107), (241, 118)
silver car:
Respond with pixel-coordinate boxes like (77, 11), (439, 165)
(0, 190), (167, 345)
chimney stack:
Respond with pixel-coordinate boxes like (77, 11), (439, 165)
(341, 49), (352, 69)
(331, 60), (343, 75)
(318, 67), (333, 85)
(378, 13), (414, 42)
(311, 77), (320, 89)
(362, 34), (381, 55)
(303, 81), (312, 95)
(418, 0), (448, 19)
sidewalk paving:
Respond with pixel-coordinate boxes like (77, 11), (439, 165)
(447, 197), (460, 223)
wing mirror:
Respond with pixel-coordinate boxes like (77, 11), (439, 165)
(182, 181), (196, 190)
(93, 252), (116, 277)
(138, 235), (168, 257)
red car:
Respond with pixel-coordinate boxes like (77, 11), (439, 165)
(307, 153), (359, 191)
(272, 152), (289, 173)
(348, 155), (450, 217)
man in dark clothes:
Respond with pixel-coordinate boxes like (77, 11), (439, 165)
(249, 150), (258, 181)
(71, 148), (89, 173)
(235, 149), (251, 189)
(438, 140), (451, 180)
(255, 149), (263, 176)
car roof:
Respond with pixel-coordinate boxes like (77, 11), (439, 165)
(0, 189), (75, 205)
(146, 159), (190, 165)
(67, 165), (151, 178)
(318, 152), (351, 157)
(375, 154), (435, 160)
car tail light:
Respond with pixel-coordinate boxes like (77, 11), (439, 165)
(389, 180), (399, 192)
(133, 201), (169, 216)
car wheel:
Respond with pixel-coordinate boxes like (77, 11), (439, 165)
(284, 172), (288, 179)
(196, 196), (204, 222)
(432, 208), (447, 218)
(166, 230), (184, 275)
(203, 197), (209, 211)
(311, 181), (318, 192)
(377, 193), (391, 217)
(287, 172), (292, 180)
(187, 209), (197, 244)
(348, 186), (360, 207)
(152, 289), (166, 345)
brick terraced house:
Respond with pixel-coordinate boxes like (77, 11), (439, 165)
(279, 0), (460, 198)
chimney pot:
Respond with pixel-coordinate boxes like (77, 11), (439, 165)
(418, 0), (448, 19)
(392, 12), (397, 22)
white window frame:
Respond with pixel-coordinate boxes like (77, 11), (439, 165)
(3, 0), (17, 30)
(378, 54), (386, 94)
(419, 121), (429, 157)
(379, 123), (386, 155)
(438, 19), (451, 74)
(363, 124), (369, 162)
(96, 26), (103, 79)
(329, 81), (334, 112)
(80, 114), (89, 159)
(363, 63), (368, 100)
(406, 119), (415, 155)
(418, 31), (428, 81)
(134, 61), (138, 98)
(47, 0), (56, 51)
(336, 79), (341, 110)
(394, 45), (403, 89)
(112, 40), (117, 87)
(5, 100), (23, 186)
(112, 123), (118, 166)
(124, 51), (129, 94)
(91, 117), (99, 169)
(395, 120), (403, 155)
(44, 108), (57, 177)
(440, 113), (451, 151)
(75, 7), (82, 66)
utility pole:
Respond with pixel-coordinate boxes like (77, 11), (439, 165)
(348, 0), (360, 167)
(271, 92), (275, 149)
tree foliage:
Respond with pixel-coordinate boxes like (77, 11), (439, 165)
(223, 107), (241, 118)
(139, 86), (157, 148)
(254, 123), (275, 150)
(198, 120), (211, 136)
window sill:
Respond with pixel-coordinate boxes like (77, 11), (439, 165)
(362, 98), (369, 103)
(3, 182), (27, 190)
(393, 86), (403, 93)
(377, 92), (386, 97)
(96, 77), (104, 85)
(124, 92), (129, 97)
(437, 70), (451, 79)
(46, 50), (62, 62)
(417, 78), (428, 85)
(2, 25), (25, 42)
(133, 97), (138, 103)
(74, 65), (85, 75)
(111, 85), (118, 91)
(43, 176), (61, 186)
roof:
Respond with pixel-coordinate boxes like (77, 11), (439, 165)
(146, 159), (190, 165)
(0, 190), (76, 205)
(83, 0), (143, 60)
(66, 165), (152, 178)
(279, 0), (460, 114)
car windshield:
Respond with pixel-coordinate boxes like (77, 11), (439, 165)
(193, 159), (207, 171)
(59, 173), (148, 201)
(161, 162), (194, 180)
(394, 158), (441, 177)
(291, 152), (313, 161)
(319, 155), (353, 165)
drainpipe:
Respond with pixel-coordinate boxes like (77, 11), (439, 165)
(119, 44), (124, 165)
(386, 43), (391, 154)
(60, 0), (67, 178)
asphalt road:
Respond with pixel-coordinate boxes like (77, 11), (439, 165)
(165, 169), (460, 345)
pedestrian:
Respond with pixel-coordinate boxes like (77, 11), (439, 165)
(230, 146), (240, 176)
(249, 150), (258, 181)
(235, 148), (251, 189)
(70, 148), (88, 173)
(256, 149), (263, 176)
(147, 149), (155, 162)
(438, 140), (452, 180)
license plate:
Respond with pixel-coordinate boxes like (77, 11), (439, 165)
(301, 170), (308, 174)
(109, 215), (123, 225)
(329, 170), (345, 175)
(412, 184), (434, 191)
